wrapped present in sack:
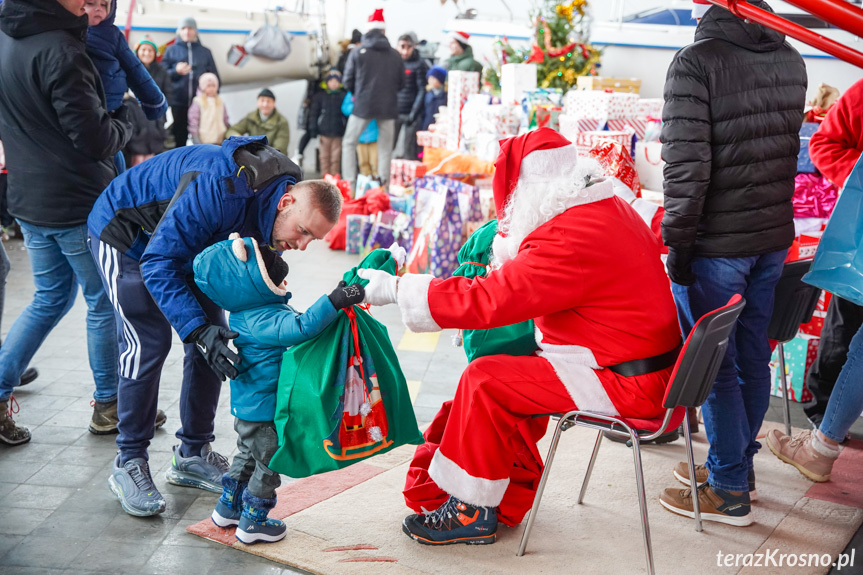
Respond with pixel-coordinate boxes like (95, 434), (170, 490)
(452, 220), (537, 362)
(360, 210), (412, 256)
(587, 139), (640, 196)
(269, 249), (423, 477)
(324, 189), (389, 250)
(792, 173), (838, 219)
(803, 155), (863, 305)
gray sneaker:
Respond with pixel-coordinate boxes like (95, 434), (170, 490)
(165, 443), (229, 493)
(108, 455), (167, 517)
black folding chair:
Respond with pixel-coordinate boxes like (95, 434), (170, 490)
(517, 295), (746, 575)
(767, 259), (821, 436)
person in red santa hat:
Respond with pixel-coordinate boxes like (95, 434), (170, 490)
(358, 128), (682, 545)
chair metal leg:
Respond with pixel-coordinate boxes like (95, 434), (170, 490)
(683, 411), (702, 533)
(629, 431), (655, 575)
(577, 430), (603, 504)
(778, 342), (792, 436)
(517, 417), (568, 557)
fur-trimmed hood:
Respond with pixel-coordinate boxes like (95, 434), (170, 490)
(193, 234), (289, 312)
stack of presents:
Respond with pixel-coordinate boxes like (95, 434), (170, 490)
(324, 73), (846, 410)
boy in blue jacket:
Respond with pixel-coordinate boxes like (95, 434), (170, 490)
(194, 234), (363, 543)
(84, 0), (167, 172)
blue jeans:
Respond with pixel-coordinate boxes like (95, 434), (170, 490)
(820, 324), (863, 443)
(0, 222), (118, 402)
(671, 250), (787, 492)
(0, 238), (10, 336)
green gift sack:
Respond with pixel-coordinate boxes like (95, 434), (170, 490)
(269, 250), (423, 478)
(453, 220), (538, 363)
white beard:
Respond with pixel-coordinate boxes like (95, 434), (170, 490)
(491, 158), (603, 269)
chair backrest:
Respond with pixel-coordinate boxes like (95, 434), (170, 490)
(662, 294), (746, 409)
(767, 259), (822, 344)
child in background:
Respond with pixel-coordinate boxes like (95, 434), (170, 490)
(188, 73), (230, 145)
(421, 66), (447, 132)
(309, 69), (348, 176)
(341, 92), (379, 179)
(84, 0), (167, 172)
(193, 234), (364, 544)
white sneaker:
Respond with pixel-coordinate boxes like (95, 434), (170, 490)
(290, 154), (302, 166)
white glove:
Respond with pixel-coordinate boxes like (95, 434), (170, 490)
(357, 268), (399, 306)
(387, 242), (407, 269)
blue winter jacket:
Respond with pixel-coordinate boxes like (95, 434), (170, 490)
(85, 0), (167, 117)
(341, 92), (377, 144)
(87, 136), (302, 342)
(193, 236), (338, 421)
(161, 34), (219, 107)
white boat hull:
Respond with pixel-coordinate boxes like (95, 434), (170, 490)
(115, 0), (321, 85)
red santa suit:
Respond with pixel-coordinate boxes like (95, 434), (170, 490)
(400, 129), (681, 525)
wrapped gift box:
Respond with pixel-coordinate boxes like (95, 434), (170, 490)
(446, 72), (481, 152)
(786, 232), (821, 262)
(559, 114), (603, 140)
(563, 90), (638, 120)
(576, 76), (642, 94)
(500, 63), (537, 105)
(770, 333), (817, 403)
(416, 130), (446, 149)
(535, 106), (562, 131)
(477, 105), (521, 137)
(637, 98), (664, 118)
(346, 214), (368, 255)
(799, 290), (832, 338)
(390, 159), (427, 188)
(573, 130), (635, 154)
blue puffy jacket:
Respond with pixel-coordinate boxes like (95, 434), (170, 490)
(161, 35), (219, 107)
(193, 236), (338, 421)
(341, 92), (377, 144)
(88, 136), (302, 341)
(85, 0), (167, 117)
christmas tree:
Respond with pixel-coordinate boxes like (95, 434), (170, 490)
(483, 0), (602, 94)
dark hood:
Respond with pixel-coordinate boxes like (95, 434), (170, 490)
(0, 0), (88, 40)
(93, 0), (117, 29)
(695, 0), (785, 52)
(361, 29), (392, 51)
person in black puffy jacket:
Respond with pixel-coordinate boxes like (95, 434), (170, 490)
(161, 17), (219, 148)
(658, 1), (806, 527)
(394, 32), (428, 160)
(341, 9), (404, 187)
(0, 0), (132, 444)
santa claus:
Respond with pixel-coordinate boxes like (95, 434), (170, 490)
(359, 128), (681, 546)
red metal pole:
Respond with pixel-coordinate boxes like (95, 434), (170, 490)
(782, 0), (863, 38)
(708, 0), (863, 69)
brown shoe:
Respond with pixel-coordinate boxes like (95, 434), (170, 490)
(0, 397), (31, 445)
(659, 483), (752, 527)
(89, 400), (167, 435)
(766, 429), (839, 483)
(89, 399), (119, 435)
(673, 462), (758, 501)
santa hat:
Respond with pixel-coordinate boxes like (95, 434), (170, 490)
(367, 8), (385, 31)
(450, 31), (471, 47)
(492, 128), (580, 224)
(692, 0), (713, 20)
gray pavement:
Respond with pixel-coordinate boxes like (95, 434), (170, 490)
(0, 234), (465, 575)
(1, 232), (861, 575)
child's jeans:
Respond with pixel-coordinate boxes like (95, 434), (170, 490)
(228, 418), (282, 499)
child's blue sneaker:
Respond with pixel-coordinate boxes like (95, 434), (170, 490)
(211, 474), (246, 528)
(402, 495), (497, 545)
(236, 491), (287, 545)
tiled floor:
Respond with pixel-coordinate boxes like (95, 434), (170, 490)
(0, 232), (860, 575)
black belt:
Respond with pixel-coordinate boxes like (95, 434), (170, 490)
(606, 344), (682, 377)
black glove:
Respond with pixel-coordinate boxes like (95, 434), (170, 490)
(111, 104), (134, 148)
(328, 281), (365, 310)
(408, 111), (420, 125)
(667, 247), (697, 287)
(187, 324), (240, 381)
